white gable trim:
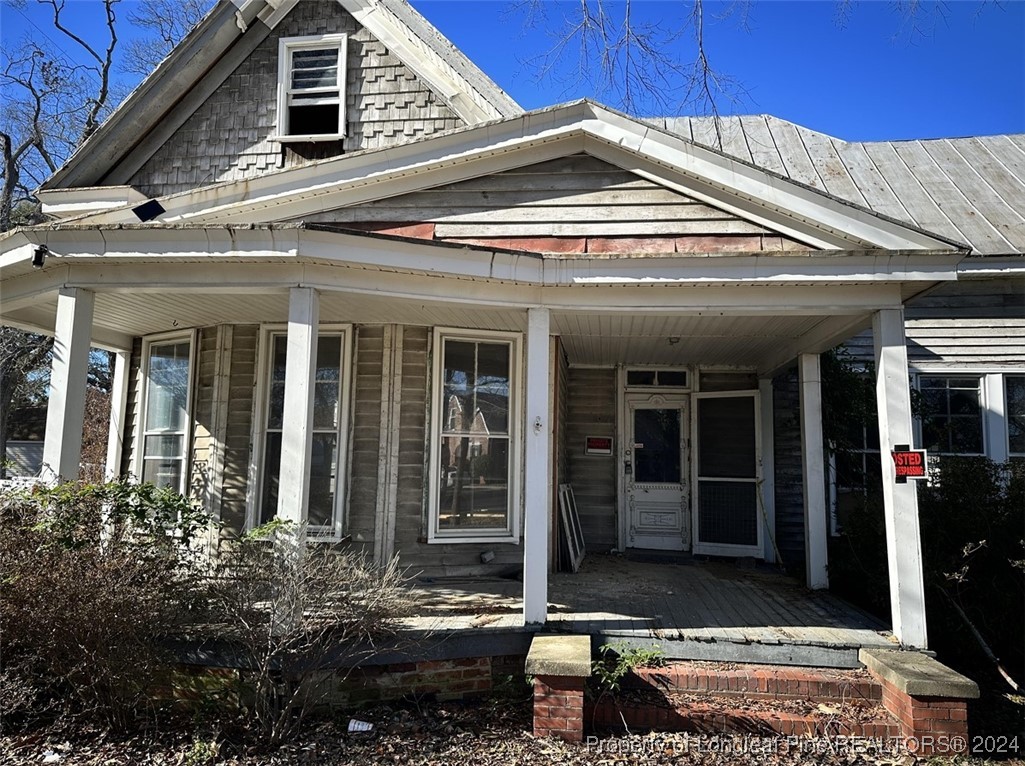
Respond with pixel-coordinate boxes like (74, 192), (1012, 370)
(71, 103), (966, 252)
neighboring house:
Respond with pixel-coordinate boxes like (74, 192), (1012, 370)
(1, 0), (1023, 663)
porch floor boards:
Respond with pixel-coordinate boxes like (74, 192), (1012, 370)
(402, 554), (895, 667)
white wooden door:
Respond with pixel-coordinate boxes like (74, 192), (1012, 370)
(624, 394), (690, 551)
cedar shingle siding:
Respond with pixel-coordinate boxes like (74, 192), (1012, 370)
(130, 0), (462, 197)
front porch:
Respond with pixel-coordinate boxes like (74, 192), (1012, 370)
(404, 554), (894, 668)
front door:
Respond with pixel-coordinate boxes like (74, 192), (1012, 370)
(625, 394), (689, 551)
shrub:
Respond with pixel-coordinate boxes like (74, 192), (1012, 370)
(203, 522), (416, 746)
(0, 479), (212, 730)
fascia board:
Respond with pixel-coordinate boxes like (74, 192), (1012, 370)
(77, 107), (590, 225)
(43, 0), (267, 190)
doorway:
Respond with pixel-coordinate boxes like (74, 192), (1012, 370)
(623, 393), (690, 551)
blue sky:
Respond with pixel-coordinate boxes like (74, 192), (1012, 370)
(2, 0), (1023, 142)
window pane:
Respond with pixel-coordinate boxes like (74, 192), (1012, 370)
(144, 434), (183, 459)
(143, 458), (182, 491)
(267, 336), (287, 429)
(627, 370), (656, 386)
(290, 48), (338, 89)
(260, 431), (282, 526)
(476, 343), (510, 433)
(308, 433), (338, 528)
(633, 409), (681, 483)
(314, 336), (341, 429)
(145, 341), (190, 431)
(437, 436), (510, 531)
(920, 376), (983, 454)
(288, 104), (340, 136)
(1008, 376), (1025, 455)
(658, 370), (688, 387)
(698, 396), (756, 478)
(442, 340), (510, 435)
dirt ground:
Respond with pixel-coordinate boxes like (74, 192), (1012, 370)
(2, 697), (1021, 766)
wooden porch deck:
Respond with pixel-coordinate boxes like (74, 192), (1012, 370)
(403, 554), (895, 668)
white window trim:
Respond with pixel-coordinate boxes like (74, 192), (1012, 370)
(274, 33), (347, 142)
(134, 329), (197, 496)
(246, 324), (353, 541)
(1005, 373), (1025, 458)
(428, 327), (522, 544)
(690, 388), (764, 558)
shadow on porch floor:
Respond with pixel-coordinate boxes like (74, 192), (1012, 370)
(403, 554), (896, 667)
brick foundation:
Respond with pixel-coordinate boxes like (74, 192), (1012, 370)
(877, 675), (969, 755)
(533, 675), (585, 742)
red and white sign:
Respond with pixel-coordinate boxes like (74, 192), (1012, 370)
(585, 436), (613, 456)
(891, 446), (928, 483)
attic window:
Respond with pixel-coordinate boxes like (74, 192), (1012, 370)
(276, 34), (346, 141)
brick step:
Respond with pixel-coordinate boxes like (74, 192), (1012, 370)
(622, 662), (882, 704)
(588, 694), (901, 738)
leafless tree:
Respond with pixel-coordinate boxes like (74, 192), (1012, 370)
(121, 0), (212, 77)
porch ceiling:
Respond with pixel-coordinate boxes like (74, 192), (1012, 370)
(553, 313), (842, 368)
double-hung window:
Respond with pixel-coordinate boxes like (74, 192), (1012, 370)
(276, 34), (347, 140)
(253, 327), (351, 539)
(429, 329), (520, 543)
(138, 332), (195, 494)
(919, 375), (984, 455)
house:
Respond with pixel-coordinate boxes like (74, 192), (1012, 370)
(1, 0), (1022, 722)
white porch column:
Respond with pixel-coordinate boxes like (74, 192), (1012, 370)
(104, 350), (130, 480)
(276, 287), (319, 526)
(798, 353), (829, 589)
(758, 378), (777, 564)
(873, 308), (928, 649)
(42, 287), (95, 482)
(523, 307), (551, 626)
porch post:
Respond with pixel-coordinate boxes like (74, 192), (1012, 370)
(523, 307), (551, 626)
(104, 350), (130, 480)
(276, 286), (319, 526)
(798, 353), (829, 589)
(758, 378), (777, 564)
(873, 308), (928, 649)
(42, 287), (95, 482)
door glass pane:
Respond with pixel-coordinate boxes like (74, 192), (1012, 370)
(437, 436), (510, 530)
(633, 408), (681, 483)
(145, 341), (190, 431)
(698, 396), (756, 478)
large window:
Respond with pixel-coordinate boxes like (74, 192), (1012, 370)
(276, 34), (346, 140)
(138, 333), (194, 494)
(920, 376), (984, 455)
(429, 330), (520, 542)
(253, 328), (351, 539)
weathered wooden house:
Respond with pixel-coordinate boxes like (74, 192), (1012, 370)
(1, 0), (1022, 736)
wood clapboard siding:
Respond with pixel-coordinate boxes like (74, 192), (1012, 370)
(220, 325), (257, 533)
(119, 339), (143, 478)
(565, 367), (618, 551)
(348, 325), (384, 545)
(307, 154), (771, 238)
(842, 279), (1025, 368)
(391, 326), (524, 576)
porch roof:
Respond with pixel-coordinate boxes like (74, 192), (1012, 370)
(0, 224), (963, 368)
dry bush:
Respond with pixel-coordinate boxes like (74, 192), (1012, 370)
(0, 479), (211, 731)
(205, 522), (417, 746)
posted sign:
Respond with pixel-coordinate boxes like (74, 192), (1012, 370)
(891, 445), (928, 483)
(585, 436), (613, 456)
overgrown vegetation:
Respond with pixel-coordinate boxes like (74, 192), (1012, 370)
(591, 643), (666, 696)
(0, 480), (418, 746)
(204, 522), (416, 746)
(822, 351), (1025, 686)
(0, 479), (210, 731)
